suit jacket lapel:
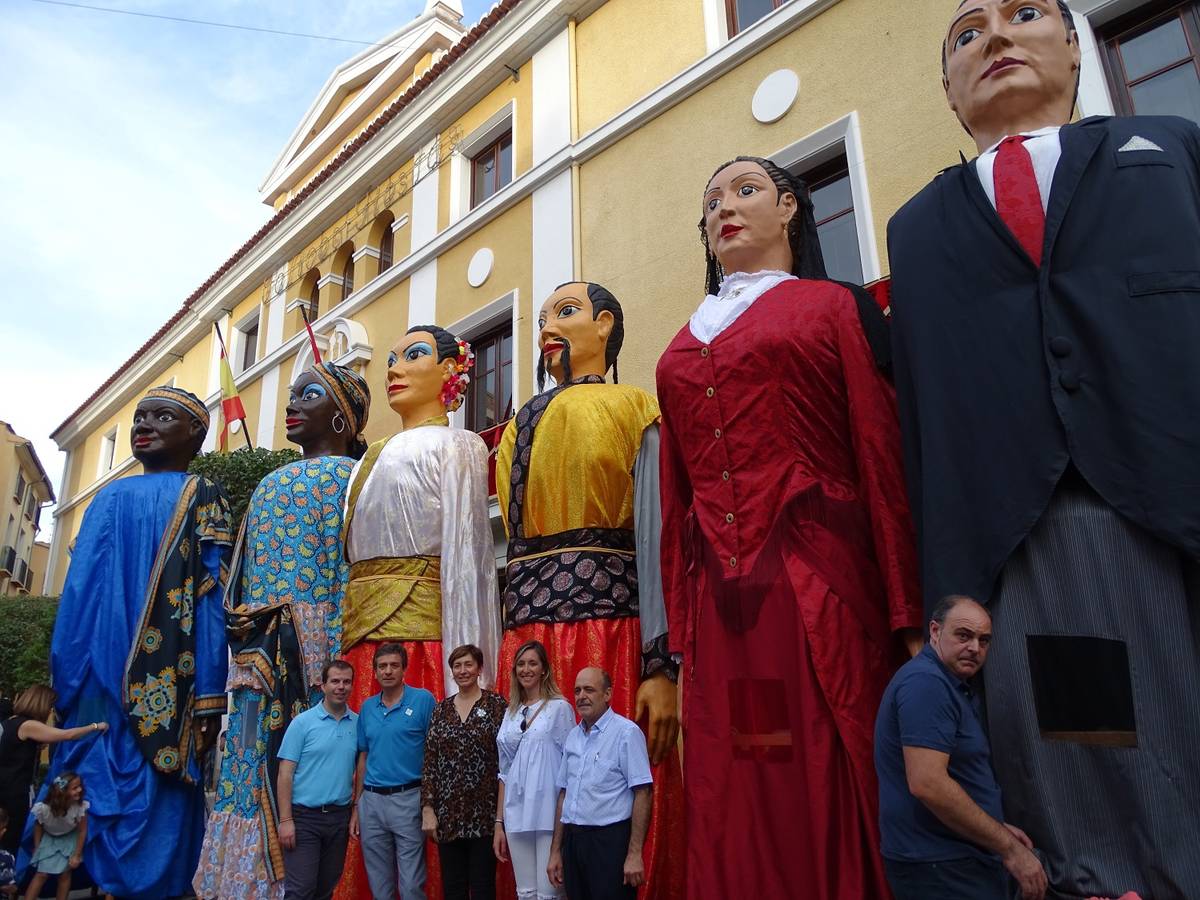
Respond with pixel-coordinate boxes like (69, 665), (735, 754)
(1044, 119), (1105, 261)
(961, 158), (1035, 266)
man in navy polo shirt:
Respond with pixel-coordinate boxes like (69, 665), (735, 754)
(277, 658), (359, 900)
(351, 642), (436, 899)
(874, 596), (1048, 900)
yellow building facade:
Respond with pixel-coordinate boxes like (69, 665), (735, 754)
(47, 0), (1188, 591)
(0, 421), (55, 595)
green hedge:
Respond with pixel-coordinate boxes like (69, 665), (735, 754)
(0, 595), (59, 695)
(189, 446), (301, 533)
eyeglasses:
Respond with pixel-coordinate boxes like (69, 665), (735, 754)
(520, 706), (530, 733)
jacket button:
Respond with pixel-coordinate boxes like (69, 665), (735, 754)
(1049, 337), (1073, 358)
(714, 428), (722, 438)
(729, 556), (737, 568)
(725, 512), (735, 523)
(722, 470), (730, 481)
(700, 347), (710, 358)
(706, 387), (715, 398)
(1059, 372), (1080, 392)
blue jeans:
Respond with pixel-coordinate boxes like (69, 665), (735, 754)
(884, 856), (1009, 900)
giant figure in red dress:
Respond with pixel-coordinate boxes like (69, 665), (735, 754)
(655, 157), (923, 900)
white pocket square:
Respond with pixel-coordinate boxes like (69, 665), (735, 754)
(1118, 136), (1164, 152)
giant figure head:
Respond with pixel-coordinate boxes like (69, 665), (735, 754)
(385, 325), (474, 428)
(699, 156), (826, 296)
(285, 362), (371, 459)
(536, 281), (624, 391)
(131, 386), (209, 473)
(942, 0), (1080, 152)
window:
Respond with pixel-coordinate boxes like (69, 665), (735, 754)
(471, 131), (513, 208)
(1101, 1), (1200, 123)
(797, 154), (863, 284)
(379, 226), (394, 273)
(239, 318), (259, 372)
(464, 324), (513, 433)
(308, 276), (321, 322)
(341, 255), (355, 303)
(726, 0), (788, 36)
(12, 470), (25, 503)
(99, 428), (117, 474)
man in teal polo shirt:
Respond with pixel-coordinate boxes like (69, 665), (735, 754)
(277, 659), (358, 900)
(351, 643), (436, 899)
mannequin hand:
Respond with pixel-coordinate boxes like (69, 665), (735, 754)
(899, 628), (924, 659)
(635, 672), (679, 765)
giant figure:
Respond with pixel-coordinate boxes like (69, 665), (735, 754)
(33, 386), (232, 899)
(194, 362), (370, 900)
(338, 325), (499, 900)
(887, 1), (1200, 896)
(495, 282), (685, 899)
(655, 158), (921, 900)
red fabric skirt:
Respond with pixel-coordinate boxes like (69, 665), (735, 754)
(499, 619), (686, 900)
(334, 639), (445, 900)
(681, 528), (894, 900)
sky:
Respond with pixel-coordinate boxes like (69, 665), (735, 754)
(0, 0), (494, 539)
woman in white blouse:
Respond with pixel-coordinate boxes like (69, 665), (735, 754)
(493, 640), (575, 899)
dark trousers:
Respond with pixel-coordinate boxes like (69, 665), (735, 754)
(283, 804), (352, 900)
(562, 820), (635, 900)
(884, 856), (1009, 900)
(439, 835), (495, 900)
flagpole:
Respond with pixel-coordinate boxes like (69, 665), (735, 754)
(213, 321), (254, 449)
(300, 303), (323, 364)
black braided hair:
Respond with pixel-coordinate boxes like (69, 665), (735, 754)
(407, 324), (463, 362)
(536, 282), (625, 392)
(698, 156), (827, 297)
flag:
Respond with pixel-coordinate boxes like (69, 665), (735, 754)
(215, 329), (248, 453)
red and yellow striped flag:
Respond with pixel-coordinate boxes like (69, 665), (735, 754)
(213, 324), (249, 453)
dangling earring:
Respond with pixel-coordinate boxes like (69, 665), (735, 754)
(331, 412), (346, 434)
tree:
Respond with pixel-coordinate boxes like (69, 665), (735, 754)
(188, 446), (301, 533)
(0, 595), (58, 696)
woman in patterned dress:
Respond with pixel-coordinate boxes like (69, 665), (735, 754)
(420, 644), (507, 900)
(194, 362), (370, 900)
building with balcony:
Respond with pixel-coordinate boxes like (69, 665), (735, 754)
(0, 421), (55, 595)
(45, 0), (1200, 592)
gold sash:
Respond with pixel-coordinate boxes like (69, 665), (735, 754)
(342, 555), (442, 650)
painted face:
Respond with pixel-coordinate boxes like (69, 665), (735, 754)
(702, 160), (797, 279)
(131, 400), (202, 467)
(284, 368), (340, 449)
(930, 600), (994, 679)
(537, 284), (610, 383)
(374, 651), (406, 690)
(944, 0), (1079, 136)
(322, 665), (354, 705)
(451, 654), (481, 690)
(573, 669), (612, 723)
(386, 331), (449, 417)
(514, 648), (545, 699)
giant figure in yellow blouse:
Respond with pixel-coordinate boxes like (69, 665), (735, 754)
(495, 282), (684, 899)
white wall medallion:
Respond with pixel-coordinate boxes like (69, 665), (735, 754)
(752, 69), (799, 124)
(467, 247), (495, 288)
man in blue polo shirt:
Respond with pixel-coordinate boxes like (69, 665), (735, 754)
(351, 642), (435, 899)
(277, 658), (358, 900)
(875, 596), (1048, 900)
(548, 666), (652, 900)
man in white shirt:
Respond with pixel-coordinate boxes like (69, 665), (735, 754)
(547, 668), (652, 900)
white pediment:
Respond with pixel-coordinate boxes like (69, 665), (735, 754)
(259, 5), (467, 206)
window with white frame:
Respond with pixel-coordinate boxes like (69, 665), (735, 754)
(794, 153), (864, 284)
(236, 313), (260, 374)
(1100, 1), (1200, 123)
(99, 427), (117, 475)
(452, 104), (516, 221)
(727, 0), (791, 36)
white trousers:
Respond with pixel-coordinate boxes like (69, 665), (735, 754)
(507, 829), (561, 899)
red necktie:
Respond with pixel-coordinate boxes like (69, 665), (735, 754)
(994, 135), (1045, 266)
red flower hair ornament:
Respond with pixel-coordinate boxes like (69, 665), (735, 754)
(441, 339), (475, 411)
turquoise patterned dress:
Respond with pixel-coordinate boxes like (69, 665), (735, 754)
(194, 456), (355, 900)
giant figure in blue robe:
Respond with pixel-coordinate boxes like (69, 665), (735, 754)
(25, 386), (231, 899)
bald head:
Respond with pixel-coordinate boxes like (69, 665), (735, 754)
(574, 666), (614, 727)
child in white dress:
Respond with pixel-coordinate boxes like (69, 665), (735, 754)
(23, 772), (87, 900)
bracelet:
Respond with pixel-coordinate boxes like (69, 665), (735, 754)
(90, 723), (98, 731)
(279, 818), (292, 824)
(494, 818), (504, 826)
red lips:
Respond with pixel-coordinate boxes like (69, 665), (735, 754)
(982, 57), (1024, 79)
(133, 436), (152, 447)
(285, 418), (302, 427)
(720, 224), (744, 239)
(387, 384), (406, 395)
(542, 341), (565, 356)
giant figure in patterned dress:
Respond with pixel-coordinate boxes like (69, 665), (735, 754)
(655, 158), (922, 900)
(194, 362), (370, 900)
(337, 325), (499, 900)
(30, 386), (232, 900)
(495, 282), (685, 900)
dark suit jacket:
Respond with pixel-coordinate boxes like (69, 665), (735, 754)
(888, 115), (1200, 612)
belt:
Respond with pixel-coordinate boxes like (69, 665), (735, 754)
(363, 781), (422, 795)
(293, 802), (351, 813)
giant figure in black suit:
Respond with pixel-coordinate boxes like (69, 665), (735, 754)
(888, 1), (1200, 897)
